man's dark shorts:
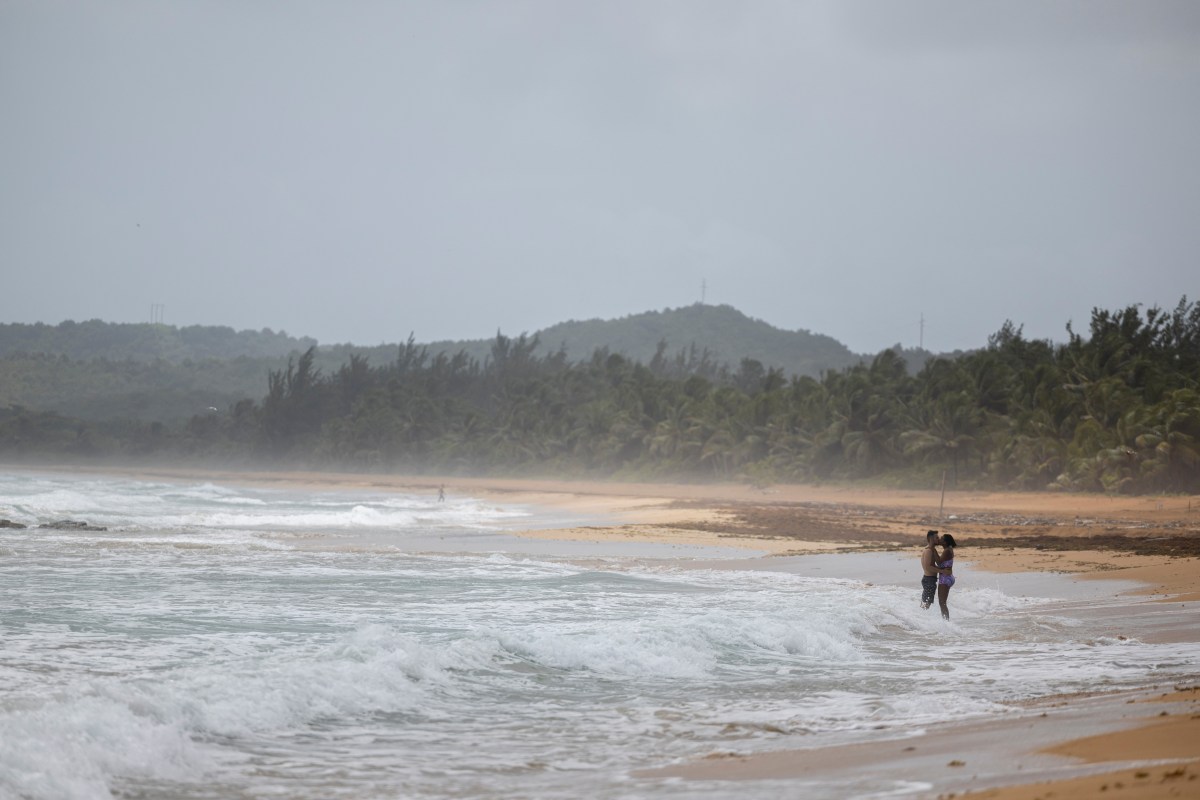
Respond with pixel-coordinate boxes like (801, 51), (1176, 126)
(921, 575), (937, 606)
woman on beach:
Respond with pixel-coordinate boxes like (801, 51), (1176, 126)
(936, 534), (956, 620)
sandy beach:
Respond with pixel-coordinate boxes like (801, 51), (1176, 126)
(13, 464), (1200, 797)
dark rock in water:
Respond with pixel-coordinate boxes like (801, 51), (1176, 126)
(38, 519), (108, 531)
(0, 518), (28, 529)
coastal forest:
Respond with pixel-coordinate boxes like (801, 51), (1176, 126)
(0, 306), (868, 424)
(2, 299), (1198, 494)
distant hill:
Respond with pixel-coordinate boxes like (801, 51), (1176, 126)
(0, 306), (876, 422)
(2, 306), (868, 378)
(0, 320), (315, 362)
(0, 321), (318, 423)
(424, 304), (864, 378)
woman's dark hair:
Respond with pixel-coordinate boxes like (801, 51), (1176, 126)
(941, 533), (957, 548)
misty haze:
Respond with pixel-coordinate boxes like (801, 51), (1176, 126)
(2, 3), (1198, 800)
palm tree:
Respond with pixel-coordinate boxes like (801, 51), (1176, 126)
(901, 392), (982, 486)
(1135, 389), (1200, 491)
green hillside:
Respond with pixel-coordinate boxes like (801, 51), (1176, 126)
(0, 353), (274, 423)
(0, 307), (869, 422)
(425, 304), (863, 377)
(0, 320), (315, 362)
(0, 322), (321, 423)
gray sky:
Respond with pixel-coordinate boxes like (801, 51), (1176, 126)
(2, 1), (1197, 354)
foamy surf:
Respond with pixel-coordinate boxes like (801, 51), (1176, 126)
(1, 471), (1197, 799)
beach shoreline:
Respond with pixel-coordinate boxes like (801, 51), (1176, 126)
(6, 463), (1200, 797)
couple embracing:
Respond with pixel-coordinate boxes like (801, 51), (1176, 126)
(920, 529), (956, 620)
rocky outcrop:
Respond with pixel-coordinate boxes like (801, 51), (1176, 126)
(37, 519), (108, 531)
(0, 519), (27, 529)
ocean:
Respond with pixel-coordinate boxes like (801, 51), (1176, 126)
(1, 470), (1196, 799)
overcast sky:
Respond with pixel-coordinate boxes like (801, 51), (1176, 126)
(2, 1), (1197, 354)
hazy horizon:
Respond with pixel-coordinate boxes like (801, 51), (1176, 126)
(6, 296), (1186, 357)
(3, 2), (1197, 354)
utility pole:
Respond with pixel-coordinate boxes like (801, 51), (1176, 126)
(919, 312), (925, 350)
(939, 469), (947, 518)
(701, 278), (707, 305)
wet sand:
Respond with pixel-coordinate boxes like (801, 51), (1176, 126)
(10, 464), (1200, 797)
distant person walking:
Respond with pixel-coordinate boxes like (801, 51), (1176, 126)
(935, 534), (956, 620)
(920, 530), (940, 609)
(437, 485), (445, 503)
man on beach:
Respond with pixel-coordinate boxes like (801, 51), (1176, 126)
(920, 530), (940, 609)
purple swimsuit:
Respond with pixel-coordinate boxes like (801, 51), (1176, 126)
(937, 557), (955, 587)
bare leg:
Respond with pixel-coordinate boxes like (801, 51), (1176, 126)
(938, 584), (950, 620)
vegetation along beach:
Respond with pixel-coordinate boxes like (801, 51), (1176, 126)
(3, 299), (1198, 495)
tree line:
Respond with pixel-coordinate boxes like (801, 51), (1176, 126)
(0, 306), (873, 423)
(2, 299), (1197, 494)
(0, 320), (315, 362)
